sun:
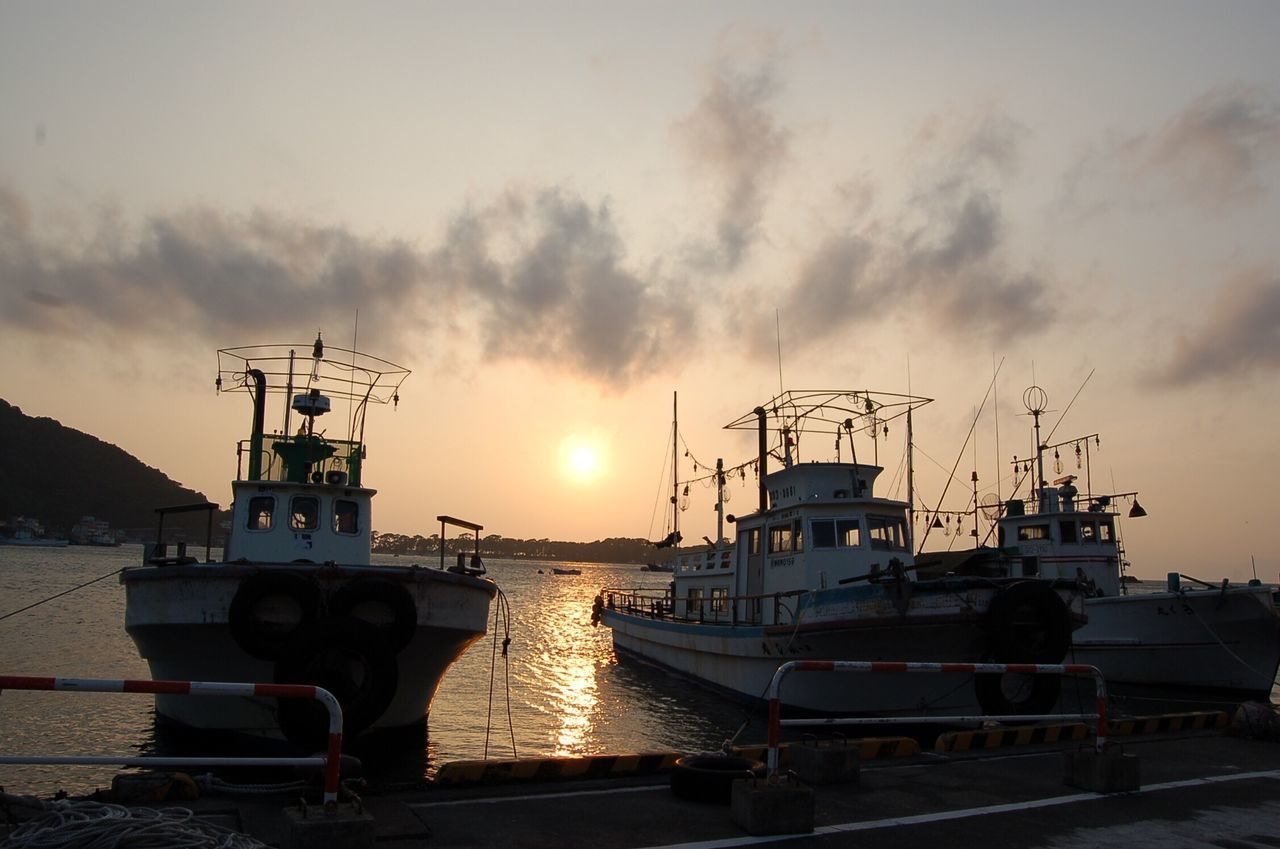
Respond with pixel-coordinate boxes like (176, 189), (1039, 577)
(559, 434), (605, 484)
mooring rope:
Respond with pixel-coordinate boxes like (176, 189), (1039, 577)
(0, 568), (125, 622)
(483, 587), (516, 760)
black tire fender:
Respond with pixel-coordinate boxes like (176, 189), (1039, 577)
(273, 616), (399, 744)
(328, 578), (418, 654)
(983, 581), (1072, 664)
(669, 755), (763, 804)
(227, 570), (323, 660)
(974, 667), (1062, 717)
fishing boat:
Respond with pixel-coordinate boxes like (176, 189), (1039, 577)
(120, 334), (496, 745)
(596, 390), (1088, 717)
(918, 385), (1280, 698)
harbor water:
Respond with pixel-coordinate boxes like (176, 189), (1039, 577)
(0, 545), (752, 796)
(3, 545), (1276, 798)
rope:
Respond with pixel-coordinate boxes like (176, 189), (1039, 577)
(0, 568), (126, 622)
(482, 587), (516, 760)
(0, 794), (270, 848)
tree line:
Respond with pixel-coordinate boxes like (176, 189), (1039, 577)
(371, 531), (659, 564)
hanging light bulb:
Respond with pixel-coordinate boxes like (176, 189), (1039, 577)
(882, 423), (889, 437)
(1054, 448), (1062, 474)
(310, 332), (324, 381)
(1075, 442), (1083, 469)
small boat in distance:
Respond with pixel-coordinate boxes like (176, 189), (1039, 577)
(120, 334), (496, 745)
(552, 568), (582, 576)
(596, 390), (1088, 717)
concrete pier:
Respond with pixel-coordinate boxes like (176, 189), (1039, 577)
(5, 724), (1279, 848)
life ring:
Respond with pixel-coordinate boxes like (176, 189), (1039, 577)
(982, 581), (1071, 664)
(228, 570), (323, 660)
(273, 616), (399, 744)
(669, 755), (763, 804)
(328, 578), (418, 654)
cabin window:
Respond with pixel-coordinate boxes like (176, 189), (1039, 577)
(1017, 524), (1050, 542)
(812, 519), (862, 549)
(769, 524), (794, 554)
(1059, 520), (1077, 544)
(1099, 521), (1114, 543)
(334, 499), (360, 535)
(710, 587), (728, 613)
(812, 520), (836, 549)
(745, 528), (761, 556)
(247, 496), (275, 531)
(792, 518), (804, 553)
(1081, 522), (1097, 543)
(719, 550), (732, 569)
(290, 496), (320, 531)
(868, 515), (907, 551)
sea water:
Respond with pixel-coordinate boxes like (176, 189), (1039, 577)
(3, 546), (1277, 797)
(0, 545), (753, 796)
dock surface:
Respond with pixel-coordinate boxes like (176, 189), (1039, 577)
(6, 728), (1279, 847)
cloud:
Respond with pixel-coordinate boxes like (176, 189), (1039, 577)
(1141, 86), (1280, 207)
(426, 188), (696, 387)
(738, 108), (1050, 353)
(1152, 269), (1280, 385)
(673, 26), (789, 273)
(0, 184), (693, 389)
(1061, 86), (1280, 212)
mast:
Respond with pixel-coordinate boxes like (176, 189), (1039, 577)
(672, 392), (679, 548)
(715, 458), (725, 546)
(906, 406), (915, 553)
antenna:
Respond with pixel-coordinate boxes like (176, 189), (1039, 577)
(775, 309), (784, 396)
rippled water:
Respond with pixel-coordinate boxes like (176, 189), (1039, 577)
(0, 546), (757, 796)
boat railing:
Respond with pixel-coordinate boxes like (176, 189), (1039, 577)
(601, 587), (807, 627)
(235, 435), (364, 486)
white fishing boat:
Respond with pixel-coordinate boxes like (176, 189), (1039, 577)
(120, 334), (496, 744)
(918, 385), (1280, 699)
(596, 391), (1088, 717)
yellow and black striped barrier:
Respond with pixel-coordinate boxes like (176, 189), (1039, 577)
(433, 751), (682, 786)
(935, 723), (1089, 752)
(1107, 711), (1228, 737)
(734, 737), (920, 765)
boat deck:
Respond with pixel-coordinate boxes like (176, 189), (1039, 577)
(7, 724), (1278, 848)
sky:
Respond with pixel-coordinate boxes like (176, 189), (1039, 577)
(2, 1), (1279, 582)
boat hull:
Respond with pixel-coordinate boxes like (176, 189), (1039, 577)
(1068, 586), (1280, 697)
(121, 562), (495, 742)
(601, 581), (1083, 716)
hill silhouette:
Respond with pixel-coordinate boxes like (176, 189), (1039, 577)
(0, 398), (218, 538)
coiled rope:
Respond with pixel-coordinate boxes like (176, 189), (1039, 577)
(0, 793), (269, 848)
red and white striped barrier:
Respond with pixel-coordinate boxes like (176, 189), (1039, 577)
(764, 660), (1109, 777)
(0, 675), (345, 805)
